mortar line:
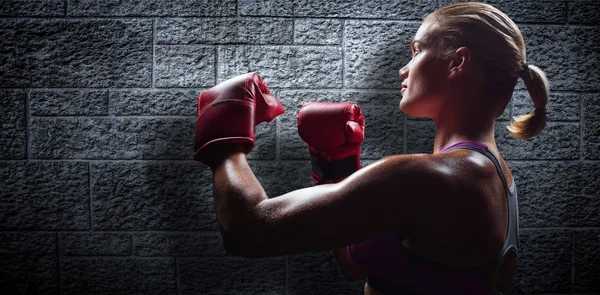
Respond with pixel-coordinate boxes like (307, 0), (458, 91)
(341, 19), (346, 89)
(56, 233), (62, 295)
(152, 18), (156, 88)
(88, 162), (92, 230)
(176, 258), (181, 295)
(572, 237), (575, 293)
(25, 90), (31, 159)
(214, 47), (219, 84)
(580, 95), (584, 165)
(64, 0), (68, 16)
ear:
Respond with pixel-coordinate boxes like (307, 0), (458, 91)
(448, 47), (471, 80)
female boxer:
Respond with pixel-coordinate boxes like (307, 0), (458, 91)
(194, 2), (549, 294)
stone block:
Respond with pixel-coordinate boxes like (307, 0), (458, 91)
(294, 19), (342, 45)
(439, 0), (566, 23)
(496, 122), (580, 159)
(60, 257), (176, 295)
(30, 90), (108, 116)
(60, 232), (131, 256)
(90, 161), (216, 230)
(293, 0), (436, 19)
(31, 117), (195, 160)
(110, 89), (199, 116)
(345, 20), (420, 89)
(512, 91), (581, 122)
(583, 95), (600, 159)
(0, 161), (89, 230)
(0, 233), (58, 295)
(218, 45), (342, 88)
(521, 25), (600, 91)
(179, 257), (285, 295)
(0, 0), (64, 16)
(156, 18), (293, 45)
(67, 0), (236, 16)
(573, 229), (600, 292)
(238, 0), (293, 16)
(155, 46), (215, 88)
(134, 232), (227, 256)
(568, 0), (600, 24)
(512, 229), (572, 293)
(0, 90), (26, 159)
(0, 19), (152, 87)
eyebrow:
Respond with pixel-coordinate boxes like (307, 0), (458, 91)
(410, 39), (424, 49)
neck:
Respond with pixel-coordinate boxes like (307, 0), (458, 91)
(431, 98), (497, 154)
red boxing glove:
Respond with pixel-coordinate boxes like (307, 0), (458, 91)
(297, 102), (365, 184)
(194, 72), (284, 164)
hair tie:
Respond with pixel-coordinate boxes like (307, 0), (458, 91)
(521, 63), (530, 73)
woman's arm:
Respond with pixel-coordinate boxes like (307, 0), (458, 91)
(211, 149), (447, 258)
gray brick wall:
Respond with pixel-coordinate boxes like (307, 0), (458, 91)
(0, 0), (598, 294)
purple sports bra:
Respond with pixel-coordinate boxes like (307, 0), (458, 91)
(347, 141), (519, 295)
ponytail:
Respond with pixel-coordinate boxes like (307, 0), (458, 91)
(506, 64), (549, 139)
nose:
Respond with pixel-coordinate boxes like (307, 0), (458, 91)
(399, 63), (409, 79)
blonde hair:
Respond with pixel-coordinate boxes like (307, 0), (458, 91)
(425, 2), (549, 139)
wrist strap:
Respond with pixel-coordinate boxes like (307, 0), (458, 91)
(310, 154), (359, 181)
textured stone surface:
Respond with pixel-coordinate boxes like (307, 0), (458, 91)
(0, 90), (26, 159)
(0, 0), (64, 16)
(496, 122), (580, 159)
(288, 251), (364, 295)
(511, 161), (598, 227)
(218, 45), (343, 88)
(31, 117), (195, 160)
(68, 0), (236, 16)
(583, 95), (600, 159)
(345, 21), (420, 89)
(512, 91), (580, 122)
(510, 161), (582, 197)
(155, 46), (215, 88)
(157, 18), (293, 45)
(110, 89), (199, 116)
(582, 162), (600, 195)
(573, 229), (600, 292)
(239, 0), (293, 16)
(360, 105), (404, 159)
(134, 232), (226, 256)
(60, 232), (131, 256)
(60, 257), (176, 295)
(568, 0), (600, 24)
(510, 158), (600, 227)
(294, 19), (343, 45)
(0, 19), (152, 87)
(0, 233), (57, 295)
(91, 161), (215, 230)
(522, 25), (600, 91)
(293, 0), (436, 19)
(30, 90), (108, 116)
(179, 257), (285, 295)
(439, 0), (566, 23)
(0, 161), (89, 230)
(512, 229), (572, 293)
(406, 120), (436, 154)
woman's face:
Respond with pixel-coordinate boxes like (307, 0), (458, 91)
(399, 21), (451, 118)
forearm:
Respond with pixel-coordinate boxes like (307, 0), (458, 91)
(212, 152), (268, 234)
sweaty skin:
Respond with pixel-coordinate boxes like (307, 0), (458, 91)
(210, 20), (518, 294)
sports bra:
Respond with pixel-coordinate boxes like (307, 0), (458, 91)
(347, 141), (520, 294)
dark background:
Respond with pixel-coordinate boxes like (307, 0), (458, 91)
(0, 0), (599, 294)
